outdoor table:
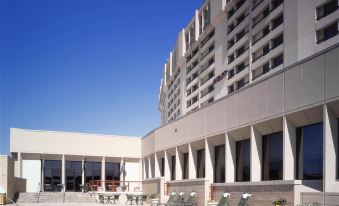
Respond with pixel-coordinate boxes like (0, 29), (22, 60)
(105, 194), (114, 204)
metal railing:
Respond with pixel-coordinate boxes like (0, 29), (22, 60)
(89, 180), (143, 193)
(2, 194), (20, 206)
(36, 182), (41, 203)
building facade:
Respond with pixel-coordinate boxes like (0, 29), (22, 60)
(158, 0), (339, 125)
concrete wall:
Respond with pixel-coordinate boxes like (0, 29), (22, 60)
(11, 128), (141, 158)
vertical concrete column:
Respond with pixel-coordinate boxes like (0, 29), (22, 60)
(250, 125), (262, 181)
(283, 116), (296, 180)
(62, 154), (66, 188)
(225, 133), (236, 182)
(120, 158), (124, 182)
(148, 156), (153, 178)
(101, 157), (105, 191)
(164, 150), (171, 181)
(82, 158), (85, 186)
(154, 153), (161, 178)
(175, 147), (183, 180)
(205, 138), (214, 183)
(324, 104), (339, 192)
(188, 143), (197, 179)
(41, 156), (45, 192)
(16, 152), (23, 178)
(138, 158), (143, 184)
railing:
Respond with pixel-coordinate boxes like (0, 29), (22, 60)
(89, 180), (143, 193)
(2, 194), (20, 206)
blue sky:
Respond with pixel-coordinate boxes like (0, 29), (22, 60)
(0, 0), (203, 154)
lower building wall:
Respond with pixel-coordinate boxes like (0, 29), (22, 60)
(142, 178), (163, 199)
(213, 182), (295, 206)
(301, 192), (339, 206)
(166, 179), (209, 206)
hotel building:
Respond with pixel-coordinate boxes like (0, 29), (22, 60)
(1, 0), (339, 205)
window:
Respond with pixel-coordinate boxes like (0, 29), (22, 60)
(228, 84), (235, 94)
(272, 14), (283, 30)
(236, 62), (246, 73)
(228, 54), (235, 64)
(271, 0), (283, 11)
(161, 158), (165, 177)
(263, 62), (270, 74)
(237, 78), (246, 89)
(85, 162), (101, 184)
(272, 34), (283, 49)
(262, 132), (283, 180)
(171, 155), (176, 180)
(197, 149), (205, 178)
(228, 69), (235, 79)
(317, 0), (338, 20)
(214, 145), (225, 183)
(263, 44), (270, 55)
(263, 25), (270, 37)
(296, 123), (323, 180)
(317, 21), (339, 44)
(105, 162), (120, 181)
(273, 53), (283, 68)
(44, 160), (62, 189)
(66, 161), (82, 191)
(183, 153), (189, 179)
(263, 6), (270, 18)
(236, 139), (250, 182)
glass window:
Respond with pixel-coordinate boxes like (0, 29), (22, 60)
(85, 162), (102, 184)
(214, 145), (225, 183)
(161, 158), (165, 177)
(236, 139), (250, 182)
(66, 161), (82, 191)
(183, 153), (189, 179)
(296, 123), (323, 180)
(262, 132), (283, 180)
(44, 160), (62, 188)
(197, 149), (205, 178)
(171, 156), (176, 180)
(105, 162), (120, 181)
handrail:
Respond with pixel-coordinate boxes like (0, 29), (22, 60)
(2, 194), (20, 206)
(86, 183), (97, 197)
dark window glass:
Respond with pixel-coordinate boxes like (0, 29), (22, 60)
(161, 158), (165, 177)
(236, 139), (250, 182)
(272, 14), (283, 30)
(183, 153), (189, 179)
(228, 69), (235, 79)
(262, 132), (283, 180)
(66, 161), (82, 191)
(263, 25), (270, 37)
(85, 162), (102, 184)
(263, 44), (270, 55)
(44, 160), (62, 190)
(237, 78), (246, 89)
(214, 145), (225, 183)
(317, 0), (338, 20)
(272, 34), (283, 49)
(263, 62), (270, 74)
(317, 22), (339, 43)
(273, 53), (283, 68)
(229, 85), (235, 93)
(296, 123), (323, 180)
(105, 162), (120, 181)
(263, 7), (270, 18)
(197, 149), (205, 178)
(272, 0), (283, 11)
(171, 155), (176, 180)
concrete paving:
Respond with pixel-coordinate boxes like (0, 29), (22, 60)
(12, 204), (150, 206)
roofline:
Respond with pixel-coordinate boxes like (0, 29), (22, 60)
(10, 128), (142, 140)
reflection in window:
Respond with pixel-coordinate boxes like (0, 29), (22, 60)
(214, 144), (225, 183)
(171, 156), (176, 180)
(44, 160), (62, 188)
(197, 149), (205, 178)
(85, 162), (101, 184)
(106, 162), (120, 181)
(183, 153), (189, 179)
(296, 123), (323, 180)
(236, 139), (250, 182)
(262, 132), (283, 180)
(66, 161), (82, 191)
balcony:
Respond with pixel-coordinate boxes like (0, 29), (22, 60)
(252, 0), (283, 29)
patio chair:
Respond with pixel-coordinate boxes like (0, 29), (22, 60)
(237, 193), (251, 206)
(217, 193), (231, 206)
(174, 192), (197, 206)
(141, 195), (148, 205)
(157, 192), (177, 206)
(273, 198), (287, 206)
(113, 194), (120, 204)
(98, 194), (105, 204)
(126, 194), (135, 205)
